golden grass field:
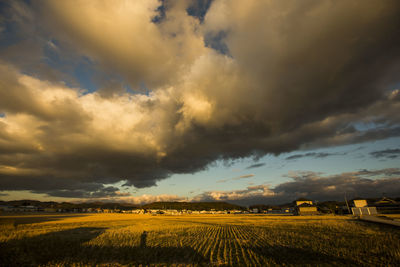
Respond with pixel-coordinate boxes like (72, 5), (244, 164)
(0, 213), (399, 266)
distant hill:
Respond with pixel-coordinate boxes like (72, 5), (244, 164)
(142, 201), (245, 211)
(74, 202), (139, 210)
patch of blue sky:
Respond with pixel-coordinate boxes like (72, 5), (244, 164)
(0, 16), (22, 48)
(360, 136), (400, 155)
(279, 139), (400, 175)
(151, 0), (166, 24)
(186, 0), (213, 23)
(152, 0), (213, 24)
(352, 121), (387, 132)
(139, 82), (151, 96)
(124, 82), (151, 96)
(124, 84), (135, 95)
(41, 40), (99, 92)
(73, 61), (98, 93)
(3, 6), (122, 95)
(204, 30), (231, 56)
(133, 155), (281, 197)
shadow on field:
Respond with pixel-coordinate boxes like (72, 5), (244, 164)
(0, 214), (88, 226)
(0, 227), (106, 266)
(248, 245), (356, 265)
(0, 227), (207, 266)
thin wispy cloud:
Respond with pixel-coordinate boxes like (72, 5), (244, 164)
(286, 152), (345, 161)
(217, 174), (255, 183)
(245, 163), (266, 169)
(370, 148), (400, 159)
(233, 174), (255, 180)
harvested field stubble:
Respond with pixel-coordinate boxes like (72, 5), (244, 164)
(0, 214), (399, 266)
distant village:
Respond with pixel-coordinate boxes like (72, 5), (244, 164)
(1, 197), (399, 216)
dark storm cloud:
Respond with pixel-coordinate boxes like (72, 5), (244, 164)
(0, 172), (127, 198)
(194, 168), (400, 205)
(370, 148), (400, 159)
(0, 1), (400, 197)
(48, 186), (124, 198)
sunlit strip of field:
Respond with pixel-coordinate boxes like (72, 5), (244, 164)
(0, 214), (399, 266)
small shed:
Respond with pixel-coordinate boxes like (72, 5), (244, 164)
(351, 199), (379, 216)
(353, 199), (368, 208)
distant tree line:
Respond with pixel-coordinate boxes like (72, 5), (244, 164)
(0, 200), (245, 211)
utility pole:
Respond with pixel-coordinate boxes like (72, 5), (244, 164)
(344, 192), (351, 214)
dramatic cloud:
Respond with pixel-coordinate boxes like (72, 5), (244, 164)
(0, 1), (400, 197)
(194, 168), (400, 205)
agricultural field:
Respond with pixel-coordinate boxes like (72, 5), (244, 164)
(0, 213), (399, 266)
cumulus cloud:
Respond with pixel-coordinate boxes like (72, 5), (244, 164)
(192, 184), (275, 204)
(194, 168), (400, 205)
(0, 1), (400, 197)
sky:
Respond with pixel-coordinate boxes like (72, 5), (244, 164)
(0, 0), (399, 206)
